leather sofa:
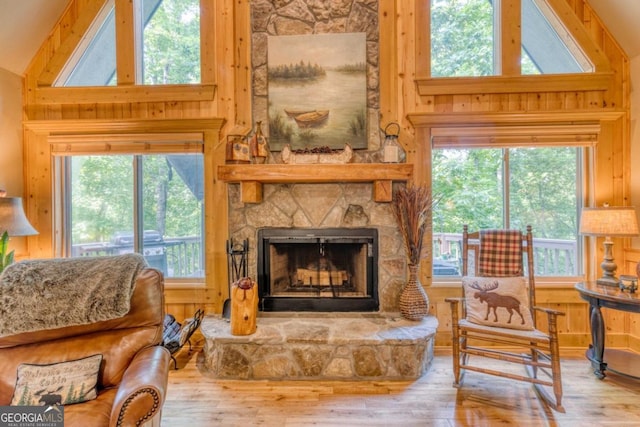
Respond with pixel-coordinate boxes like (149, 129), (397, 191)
(0, 267), (170, 426)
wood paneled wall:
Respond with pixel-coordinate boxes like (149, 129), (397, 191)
(20, 0), (636, 352)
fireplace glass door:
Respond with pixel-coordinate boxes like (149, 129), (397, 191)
(257, 228), (378, 311)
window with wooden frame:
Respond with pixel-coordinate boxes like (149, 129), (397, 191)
(51, 134), (205, 282)
(55, 0), (201, 87)
(429, 0), (590, 77)
(430, 125), (597, 279)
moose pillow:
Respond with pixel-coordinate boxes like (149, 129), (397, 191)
(462, 276), (535, 331)
(10, 354), (102, 406)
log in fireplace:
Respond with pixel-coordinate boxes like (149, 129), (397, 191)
(257, 228), (379, 312)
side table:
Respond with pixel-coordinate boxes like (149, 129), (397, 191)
(575, 281), (640, 379)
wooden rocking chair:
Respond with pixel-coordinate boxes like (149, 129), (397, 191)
(445, 225), (565, 412)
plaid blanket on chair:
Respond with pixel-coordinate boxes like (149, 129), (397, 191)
(479, 229), (523, 276)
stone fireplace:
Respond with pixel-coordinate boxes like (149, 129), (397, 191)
(200, 0), (437, 381)
(226, 182), (407, 312)
(257, 227), (378, 311)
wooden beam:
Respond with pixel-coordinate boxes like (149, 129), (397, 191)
(407, 110), (624, 127)
(500, 0), (521, 76)
(24, 118), (225, 134)
(115, 0), (137, 84)
(373, 180), (393, 202)
(415, 72), (614, 96)
(217, 164), (414, 184)
(240, 181), (263, 204)
(34, 84), (216, 105)
(200, 0), (216, 84)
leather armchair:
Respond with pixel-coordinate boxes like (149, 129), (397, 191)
(0, 267), (170, 426)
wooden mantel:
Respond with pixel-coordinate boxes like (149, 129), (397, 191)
(217, 163), (414, 203)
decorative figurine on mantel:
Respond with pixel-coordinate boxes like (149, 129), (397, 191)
(380, 122), (406, 163)
(225, 133), (250, 164)
(249, 121), (270, 164)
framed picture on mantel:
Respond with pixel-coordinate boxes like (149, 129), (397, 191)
(266, 33), (368, 152)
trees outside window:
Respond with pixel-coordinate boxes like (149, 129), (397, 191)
(66, 153), (205, 278)
(430, 0), (588, 77)
(431, 0), (495, 77)
(142, 0), (201, 84)
(432, 147), (580, 277)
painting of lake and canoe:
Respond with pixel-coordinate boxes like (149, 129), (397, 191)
(267, 33), (368, 151)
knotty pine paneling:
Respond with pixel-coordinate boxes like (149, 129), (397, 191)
(20, 0), (636, 352)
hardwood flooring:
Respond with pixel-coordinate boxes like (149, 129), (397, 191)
(162, 341), (640, 426)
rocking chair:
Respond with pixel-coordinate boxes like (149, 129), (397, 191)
(445, 225), (565, 412)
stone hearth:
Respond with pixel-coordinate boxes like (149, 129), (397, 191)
(201, 313), (437, 380)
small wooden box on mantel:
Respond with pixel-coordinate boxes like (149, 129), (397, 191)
(216, 163), (414, 203)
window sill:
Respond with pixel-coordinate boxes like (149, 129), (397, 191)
(164, 280), (206, 290)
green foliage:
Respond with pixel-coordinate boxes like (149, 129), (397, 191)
(0, 231), (15, 274)
(143, 0), (200, 84)
(431, 0), (494, 77)
(71, 154), (202, 245)
(432, 147), (578, 240)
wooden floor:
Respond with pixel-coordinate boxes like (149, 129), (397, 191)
(162, 341), (640, 426)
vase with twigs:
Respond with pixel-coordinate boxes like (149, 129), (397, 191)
(392, 185), (436, 320)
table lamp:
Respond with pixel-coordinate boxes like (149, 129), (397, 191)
(579, 205), (639, 286)
(0, 194), (38, 273)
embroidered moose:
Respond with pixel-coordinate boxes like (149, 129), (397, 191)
(469, 280), (525, 325)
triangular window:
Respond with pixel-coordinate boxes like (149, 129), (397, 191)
(57, 0), (200, 87)
(521, 0), (590, 74)
(431, 0), (590, 77)
(57, 2), (117, 86)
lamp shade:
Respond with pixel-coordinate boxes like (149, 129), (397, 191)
(579, 206), (639, 237)
(0, 197), (38, 236)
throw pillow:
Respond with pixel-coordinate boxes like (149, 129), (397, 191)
(462, 276), (534, 330)
(11, 354), (102, 406)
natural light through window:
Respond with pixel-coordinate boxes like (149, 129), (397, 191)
(432, 147), (580, 277)
(431, 0), (495, 77)
(141, 0), (201, 84)
(66, 153), (205, 279)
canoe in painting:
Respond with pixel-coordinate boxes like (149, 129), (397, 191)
(293, 110), (330, 128)
(284, 108), (315, 118)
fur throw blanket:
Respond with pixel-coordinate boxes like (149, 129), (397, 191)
(0, 253), (147, 337)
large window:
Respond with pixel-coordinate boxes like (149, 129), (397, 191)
(57, 151), (205, 280)
(432, 147), (580, 278)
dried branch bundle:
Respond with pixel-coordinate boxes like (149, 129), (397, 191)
(392, 185), (435, 265)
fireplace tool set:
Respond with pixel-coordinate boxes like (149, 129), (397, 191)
(223, 238), (249, 319)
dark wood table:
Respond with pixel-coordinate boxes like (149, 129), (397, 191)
(575, 281), (640, 379)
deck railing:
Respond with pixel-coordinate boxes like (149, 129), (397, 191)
(72, 232), (578, 278)
(72, 236), (204, 278)
(433, 232), (577, 276)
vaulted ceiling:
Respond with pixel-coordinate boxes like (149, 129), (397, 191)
(0, 0), (638, 76)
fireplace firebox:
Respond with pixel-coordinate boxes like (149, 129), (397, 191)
(257, 228), (378, 312)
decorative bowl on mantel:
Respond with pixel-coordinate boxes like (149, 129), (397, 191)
(281, 144), (353, 164)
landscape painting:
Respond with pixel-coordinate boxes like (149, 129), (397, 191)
(267, 33), (367, 151)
